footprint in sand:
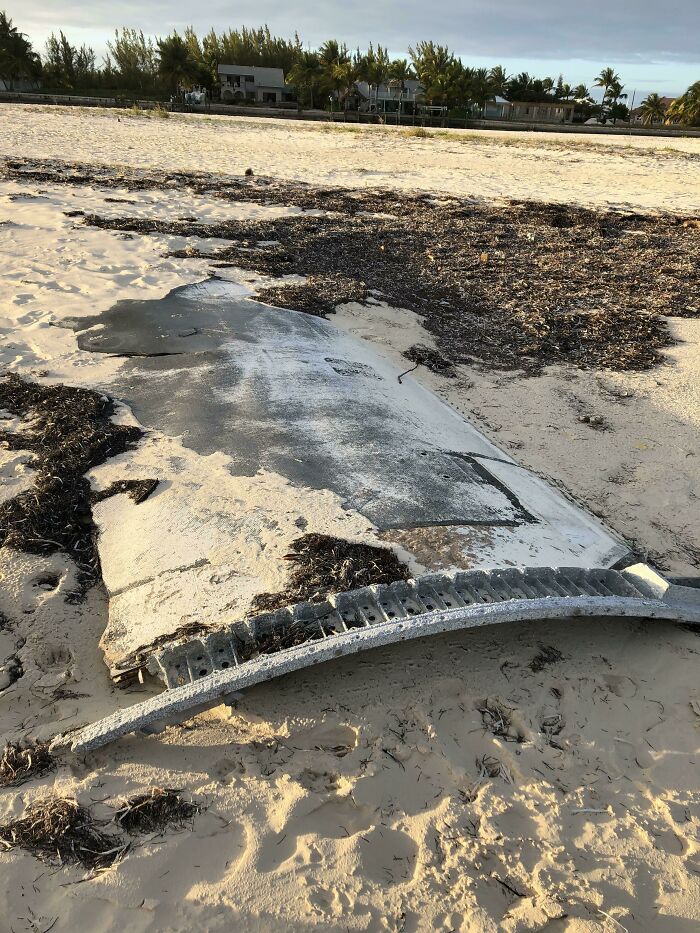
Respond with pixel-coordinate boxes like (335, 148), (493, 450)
(357, 827), (418, 886)
(255, 795), (374, 873)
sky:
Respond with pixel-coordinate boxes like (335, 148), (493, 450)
(7, 0), (700, 99)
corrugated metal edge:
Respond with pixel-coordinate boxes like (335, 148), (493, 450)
(63, 573), (700, 754)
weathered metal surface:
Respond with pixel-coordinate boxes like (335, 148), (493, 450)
(65, 564), (700, 754)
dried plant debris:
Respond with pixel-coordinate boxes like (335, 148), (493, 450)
(0, 742), (56, 788)
(252, 533), (410, 613)
(256, 274), (368, 318)
(478, 699), (524, 743)
(5, 158), (698, 374)
(113, 788), (200, 835)
(541, 714), (565, 747)
(91, 478), (158, 505)
(252, 620), (324, 656)
(530, 644), (564, 673)
(403, 344), (456, 376)
(476, 755), (514, 783)
(0, 797), (126, 871)
(0, 374), (142, 595)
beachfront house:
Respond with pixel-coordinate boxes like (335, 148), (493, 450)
(355, 79), (424, 115)
(630, 96), (675, 124)
(218, 64), (293, 105)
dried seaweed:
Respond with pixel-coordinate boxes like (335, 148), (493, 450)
(0, 797), (125, 870)
(91, 478), (158, 505)
(0, 374), (142, 594)
(530, 644), (564, 673)
(113, 788), (200, 835)
(256, 274), (368, 317)
(478, 699), (524, 743)
(252, 533), (410, 613)
(254, 621), (324, 656)
(4, 157), (698, 374)
(403, 344), (456, 376)
(0, 742), (55, 788)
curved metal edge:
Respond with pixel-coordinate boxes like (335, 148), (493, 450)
(66, 594), (700, 754)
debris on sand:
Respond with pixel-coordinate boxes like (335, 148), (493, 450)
(0, 742), (56, 788)
(0, 797), (126, 871)
(6, 158), (697, 374)
(476, 755), (514, 783)
(92, 478), (159, 506)
(113, 788), (200, 835)
(478, 699), (524, 743)
(530, 644), (564, 673)
(252, 533), (410, 613)
(0, 374), (142, 595)
(403, 344), (456, 377)
(255, 274), (368, 317)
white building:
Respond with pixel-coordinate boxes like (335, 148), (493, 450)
(218, 65), (293, 104)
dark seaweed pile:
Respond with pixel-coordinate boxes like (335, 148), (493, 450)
(0, 374), (142, 594)
(0, 797), (125, 871)
(0, 742), (55, 788)
(92, 478), (159, 505)
(403, 344), (457, 376)
(4, 156), (698, 373)
(252, 532), (411, 614)
(113, 788), (200, 834)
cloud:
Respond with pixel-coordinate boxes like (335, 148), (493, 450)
(8, 0), (700, 64)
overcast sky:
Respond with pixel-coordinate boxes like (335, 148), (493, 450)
(7, 0), (700, 97)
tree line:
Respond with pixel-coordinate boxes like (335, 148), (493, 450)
(1, 12), (698, 126)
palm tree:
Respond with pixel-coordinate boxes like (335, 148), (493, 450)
(388, 58), (414, 87)
(288, 50), (323, 110)
(488, 64), (509, 97)
(573, 83), (591, 100)
(471, 67), (493, 115)
(666, 81), (700, 126)
(353, 44), (389, 113)
(157, 33), (197, 93)
(329, 60), (356, 112)
(607, 78), (627, 123)
(639, 92), (666, 125)
(0, 12), (41, 90)
(319, 39), (349, 70)
(594, 67), (620, 117)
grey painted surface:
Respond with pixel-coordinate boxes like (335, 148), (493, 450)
(72, 281), (542, 530)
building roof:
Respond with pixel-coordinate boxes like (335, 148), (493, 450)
(217, 64), (286, 87)
(509, 100), (576, 108)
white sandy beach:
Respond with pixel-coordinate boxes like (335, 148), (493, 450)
(0, 105), (699, 932)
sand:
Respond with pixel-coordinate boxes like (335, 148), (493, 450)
(0, 105), (699, 932)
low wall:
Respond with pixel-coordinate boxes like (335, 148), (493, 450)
(0, 90), (164, 109)
(2, 90), (699, 138)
